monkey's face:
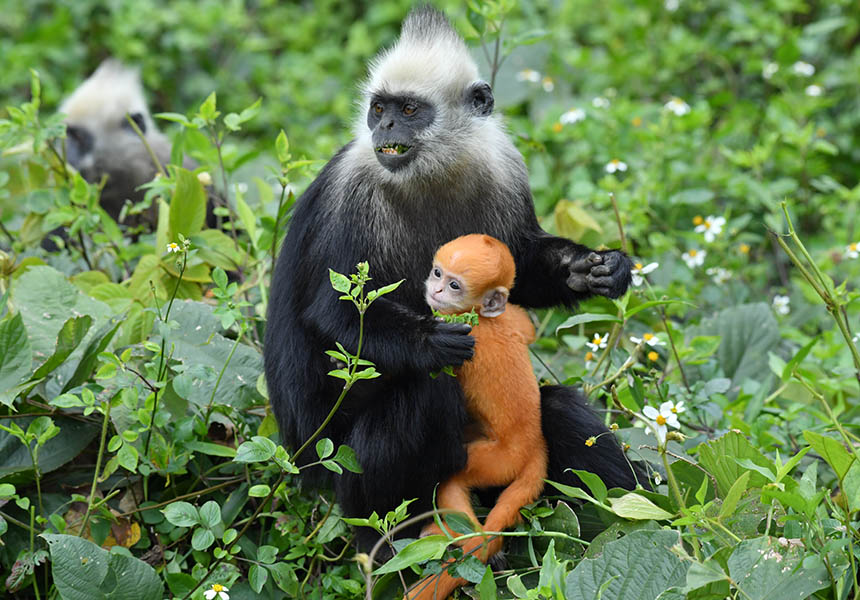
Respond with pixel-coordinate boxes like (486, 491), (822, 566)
(366, 93), (436, 172)
(64, 112), (148, 181)
(425, 263), (469, 314)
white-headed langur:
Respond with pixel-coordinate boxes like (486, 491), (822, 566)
(265, 6), (639, 554)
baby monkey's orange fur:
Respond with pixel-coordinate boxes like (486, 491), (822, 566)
(410, 234), (547, 600)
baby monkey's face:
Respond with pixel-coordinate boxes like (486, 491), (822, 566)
(425, 264), (469, 314)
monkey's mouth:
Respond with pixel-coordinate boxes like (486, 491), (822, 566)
(376, 143), (411, 156)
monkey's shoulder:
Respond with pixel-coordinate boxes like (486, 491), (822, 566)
(472, 304), (535, 345)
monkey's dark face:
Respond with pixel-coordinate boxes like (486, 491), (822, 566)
(366, 93), (435, 172)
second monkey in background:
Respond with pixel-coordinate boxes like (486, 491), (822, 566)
(413, 233), (547, 600)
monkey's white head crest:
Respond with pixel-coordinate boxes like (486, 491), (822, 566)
(365, 7), (479, 104)
(60, 60), (154, 131)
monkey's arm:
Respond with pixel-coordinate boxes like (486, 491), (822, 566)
(510, 232), (632, 309)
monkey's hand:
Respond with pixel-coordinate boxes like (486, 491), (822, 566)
(565, 250), (632, 299)
(424, 321), (475, 370)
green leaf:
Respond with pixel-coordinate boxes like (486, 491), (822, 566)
(257, 545), (278, 564)
(32, 315), (92, 380)
(249, 484), (271, 497)
(329, 269), (351, 293)
(727, 538), (829, 600)
(250, 564), (268, 593)
(334, 444), (363, 473)
(718, 471), (750, 519)
(478, 564), (497, 599)
(696, 432), (772, 496)
(198, 92), (219, 122)
(162, 501), (200, 527)
(234, 436), (277, 463)
(0, 416), (98, 478)
(556, 313), (622, 334)
(198, 501), (221, 528)
(0, 313), (32, 407)
(42, 533), (163, 600)
(316, 438), (334, 459)
(184, 441), (237, 458)
(373, 535), (449, 575)
(191, 527), (215, 551)
(568, 469), (608, 503)
(545, 480), (601, 507)
(608, 493), (675, 520)
(842, 460), (860, 513)
(235, 191), (258, 242)
(116, 443), (138, 472)
(565, 530), (687, 600)
(62, 318), (122, 393)
(169, 167), (207, 238)
(803, 431), (854, 480)
(276, 130), (290, 164)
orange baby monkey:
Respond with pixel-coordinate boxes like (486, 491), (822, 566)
(409, 234), (548, 600)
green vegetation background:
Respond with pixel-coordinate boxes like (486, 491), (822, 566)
(1, 1), (860, 599)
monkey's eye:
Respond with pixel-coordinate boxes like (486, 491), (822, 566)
(372, 102), (384, 114)
(433, 268), (441, 278)
(449, 281), (460, 290)
(402, 103), (417, 116)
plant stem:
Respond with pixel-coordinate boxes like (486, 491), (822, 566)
(203, 329), (244, 425)
(80, 396), (112, 536)
(125, 113), (166, 177)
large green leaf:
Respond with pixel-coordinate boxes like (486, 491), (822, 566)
(0, 416), (98, 480)
(727, 537), (828, 600)
(688, 303), (780, 390)
(165, 301), (263, 409)
(169, 167), (207, 239)
(0, 313), (32, 407)
(696, 432), (771, 497)
(565, 529), (687, 600)
(42, 533), (163, 600)
(32, 315), (92, 380)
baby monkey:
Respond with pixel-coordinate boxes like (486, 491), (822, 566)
(412, 234), (547, 600)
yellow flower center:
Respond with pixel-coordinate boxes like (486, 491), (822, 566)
(739, 243), (750, 254)
(585, 351), (594, 361)
(671, 406), (678, 413)
(656, 415), (667, 426)
(212, 585), (225, 592)
(634, 262), (643, 270)
(552, 122), (563, 133)
(610, 423), (619, 431)
(643, 333), (654, 341)
(610, 159), (620, 165)
(693, 215), (703, 226)
(632, 116), (642, 127)
(689, 249), (698, 257)
(703, 221), (712, 229)
(647, 351), (658, 361)
(850, 243), (858, 252)
(585, 437), (596, 447)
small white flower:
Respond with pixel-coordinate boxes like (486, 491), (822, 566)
(664, 97), (690, 116)
(204, 584), (230, 600)
(631, 261), (658, 286)
(197, 171), (213, 186)
(846, 242), (859, 259)
(694, 215), (726, 243)
(630, 332), (665, 348)
(772, 295), (790, 316)
(605, 159), (628, 173)
(560, 108), (586, 125)
(706, 266), (732, 285)
(681, 248), (706, 268)
(762, 62), (779, 80)
(516, 69), (541, 83)
(166, 242), (181, 254)
(664, 0), (680, 11)
(642, 401), (681, 446)
(653, 472), (663, 485)
(592, 97), (610, 109)
(792, 61), (815, 77)
(542, 76), (555, 92)
(586, 332), (609, 352)
(805, 84), (823, 97)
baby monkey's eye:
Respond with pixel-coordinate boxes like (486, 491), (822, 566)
(449, 281), (460, 290)
(433, 268), (441, 278)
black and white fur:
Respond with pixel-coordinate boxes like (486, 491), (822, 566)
(265, 7), (635, 552)
(59, 60), (172, 226)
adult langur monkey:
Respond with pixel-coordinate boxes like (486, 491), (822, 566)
(265, 6), (637, 553)
(58, 60), (173, 228)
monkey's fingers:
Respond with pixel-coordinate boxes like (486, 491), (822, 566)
(567, 251), (603, 274)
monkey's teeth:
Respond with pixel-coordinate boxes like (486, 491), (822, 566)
(377, 144), (410, 155)
(381, 147), (398, 155)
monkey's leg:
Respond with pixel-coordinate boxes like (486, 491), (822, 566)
(421, 477), (480, 538)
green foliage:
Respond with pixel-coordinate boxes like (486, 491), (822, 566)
(2, 0), (860, 598)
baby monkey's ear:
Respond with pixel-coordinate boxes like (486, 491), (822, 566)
(479, 287), (508, 317)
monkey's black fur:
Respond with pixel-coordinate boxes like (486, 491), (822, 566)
(264, 6), (637, 552)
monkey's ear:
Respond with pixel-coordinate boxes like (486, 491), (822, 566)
(480, 286), (508, 317)
(467, 81), (494, 117)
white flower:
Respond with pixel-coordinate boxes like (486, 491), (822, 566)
(706, 267), (732, 285)
(630, 333), (665, 348)
(197, 171), (213, 186)
(846, 242), (859, 259)
(605, 159), (628, 173)
(642, 401), (681, 446)
(669, 400), (685, 415)
(772, 295), (790, 316)
(653, 472), (663, 485)
(664, 97), (690, 116)
(695, 215), (726, 243)
(560, 108), (586, 125)
(805, 84), (823, 97)
(762, 62), (779, 80)
(204, 584), (229, 600)
(542, 76), (555, 92)
(631, 261), (658, 286)
(792, 61), (815, 77)
(516, 69), (541, 83)
(592, 97), (610, 109)
(681, 248), (706, 268)
(166, 242), (181, 254)
(586, 332), (609, 352)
